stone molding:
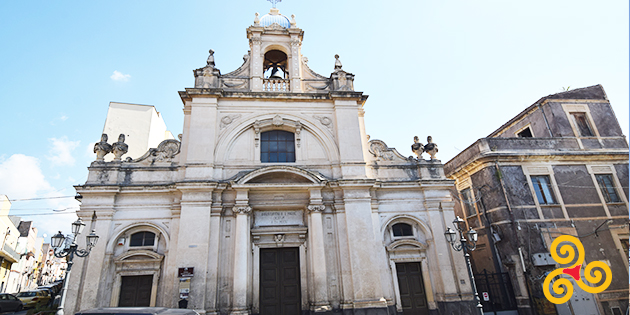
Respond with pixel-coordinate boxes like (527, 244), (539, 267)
(232, 206), (252, 215)
(306, 204), (325, 213)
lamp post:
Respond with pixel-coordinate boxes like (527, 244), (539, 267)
(51, 218), (99, 315)
(444, 216), (484, 315)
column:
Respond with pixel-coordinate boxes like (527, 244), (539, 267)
(307, 188), (330, 311)
(231, 189), (251, 314)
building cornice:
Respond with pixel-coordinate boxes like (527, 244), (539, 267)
(178, 88), (368, 104)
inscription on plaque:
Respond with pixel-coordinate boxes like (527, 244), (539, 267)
(254, 210), (303, 226)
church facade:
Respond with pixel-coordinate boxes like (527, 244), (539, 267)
(66, 9), (475, 315)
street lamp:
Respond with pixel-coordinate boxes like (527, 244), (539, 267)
(51, 218), (99, 315)
(444, 216), (483, 315)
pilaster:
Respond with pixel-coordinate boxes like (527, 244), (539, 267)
(183, 97), (219, 180)
(307, 188), (331, 312)
(231, 189), (251, 315)
(333, 98), (367, 179)
(175, 183), (215, 310)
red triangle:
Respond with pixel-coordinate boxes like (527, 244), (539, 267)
(562, 264), (581, 281)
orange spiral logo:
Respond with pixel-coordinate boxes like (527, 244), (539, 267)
(543, 235), (612, 304)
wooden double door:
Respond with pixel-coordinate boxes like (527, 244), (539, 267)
(118, 275), (152, 307)
(396, 262), (429, 315)
(259, 247), (301, 315)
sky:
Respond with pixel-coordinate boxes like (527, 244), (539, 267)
(0, 1), (628, 243)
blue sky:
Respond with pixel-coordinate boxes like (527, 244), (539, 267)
(0, 1), (627, 242)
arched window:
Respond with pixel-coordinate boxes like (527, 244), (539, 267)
(261, 130), (295, 163)
(130, 232), (155, 247)
(392, 223), (413, 237)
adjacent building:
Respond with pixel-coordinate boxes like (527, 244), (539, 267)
(67, 8), (477, 315)
(444, 85), (629, 315)
(0, 196), (20, 293)
(102, 102), (175, 161)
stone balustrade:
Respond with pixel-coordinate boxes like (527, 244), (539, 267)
(263, 78), (289, 92)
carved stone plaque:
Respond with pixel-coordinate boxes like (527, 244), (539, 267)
(254, 210), (303, 227)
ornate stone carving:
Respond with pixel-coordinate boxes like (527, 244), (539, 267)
(307, 205), (325, 212)
(232, 206), (252, 215)
(254, 120), (261, 147)
(424, 136), (438, 160)
(330, 54), (355, 91)
(94, 134), (112, 161)
(254, 12), (260, 26)
(274, 234), (285, 246)
(290, 14), (297, 27)
(220, 114), (242, 129)
(295, 121), (302, 148)
(368, 139), (407, 162)
(112, 134), (128, 161)
(370, 141), (394, 161)
(291, 38), (301, 46)
(334, 54), (343, 70)
(313, 115), (333, 130)
(249, 35), (262, 46)
(206, 49), (215, 67)
(133, 139), (181, 163)
(153, 140), (180, 162)
(411, 136), (424, 160)
(272, 115), (284, 127)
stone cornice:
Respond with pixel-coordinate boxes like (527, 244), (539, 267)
(178, 88), (367, 103)
(446, 149), (629, 179)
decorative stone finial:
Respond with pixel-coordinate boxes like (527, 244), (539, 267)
(206, 49), (215, 67)
(334, 54), (343, 70)
(112, 134), (128, 161)
(424, 136), (438, 160)
(254, 12), (260, 26)
(411, 136), (424, 159)
(94, 134), (112, 161)
(290, 14), (297, 27)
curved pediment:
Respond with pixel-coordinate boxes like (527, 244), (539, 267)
(235, 165), (328, 184)
(115, 250), (164, 263)
(386, 239), (428, 252)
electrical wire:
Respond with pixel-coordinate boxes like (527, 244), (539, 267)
(8, 195), (77, 202)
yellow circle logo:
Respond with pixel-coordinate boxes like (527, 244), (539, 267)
(543, 235), (612, 304)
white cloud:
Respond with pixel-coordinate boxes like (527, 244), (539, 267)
(0, 154), (52, 200)
(110, 70), (131, 82)
(60, 115), (68, 121)
(47, 137), (80, 166)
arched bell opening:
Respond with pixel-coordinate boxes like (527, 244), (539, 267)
(263, 50), (289, 79)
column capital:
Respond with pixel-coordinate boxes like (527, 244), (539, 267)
(307, 205), (325, 213)
(232, 206), (252, 215)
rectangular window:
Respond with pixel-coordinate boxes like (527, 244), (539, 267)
(531, 175), (557, 204)
(570, 113), (594, 137)
(261, 130), (296, 163)
(460, 188), (477, 217)
(595, 174), (621, 203)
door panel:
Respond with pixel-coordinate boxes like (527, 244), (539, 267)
(260, 247), (301, 315)
(119, 275), (153, 307)
(396, 262), (429, 315)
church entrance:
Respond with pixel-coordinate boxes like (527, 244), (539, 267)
(259, 247), (301, 315)
(118, 275), (152, 307)
(396, 262), (429, 315)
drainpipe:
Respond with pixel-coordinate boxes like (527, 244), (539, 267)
(537, 102), (553, 137)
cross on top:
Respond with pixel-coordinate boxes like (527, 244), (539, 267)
(267, 0), (281, 8)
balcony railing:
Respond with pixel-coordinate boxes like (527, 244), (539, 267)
(263, 79), (289, 92)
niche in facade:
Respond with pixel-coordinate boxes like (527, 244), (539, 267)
(263, 50), (288, 79)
